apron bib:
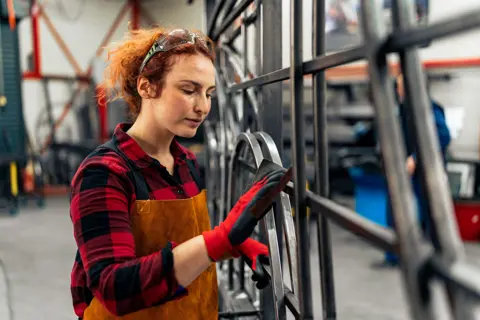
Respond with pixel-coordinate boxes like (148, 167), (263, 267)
(82, 140), (218, 320)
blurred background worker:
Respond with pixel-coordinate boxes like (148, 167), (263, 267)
(69, 26), (289, 319)
(383, 73), (452, 266)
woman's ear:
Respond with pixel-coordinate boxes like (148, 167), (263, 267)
(137, 76), (158, 99)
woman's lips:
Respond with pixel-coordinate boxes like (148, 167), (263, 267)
(185, 118), (202, 128)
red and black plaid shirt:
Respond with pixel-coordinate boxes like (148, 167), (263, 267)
(70, 123), (202, 318)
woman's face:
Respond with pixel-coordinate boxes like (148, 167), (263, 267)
(141, 53), (216, 138)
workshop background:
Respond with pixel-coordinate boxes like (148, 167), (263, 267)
(0, 0), (480, 319)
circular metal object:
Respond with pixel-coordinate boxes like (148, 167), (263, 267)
(223, 132), (291, 320)
(254, 131), (299, 298)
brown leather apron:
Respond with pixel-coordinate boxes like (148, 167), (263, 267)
(82, 141), (218, 319)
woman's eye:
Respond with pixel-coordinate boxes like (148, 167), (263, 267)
(182, 89), (195, 95)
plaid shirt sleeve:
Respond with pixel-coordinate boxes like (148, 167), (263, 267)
(70, 153), (184, 316)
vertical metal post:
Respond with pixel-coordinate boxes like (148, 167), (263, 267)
(290, 0), (313, 319)
(391, 1), (480, 318)
(261, 0), (283, 159)
(360, 1), (435, 319)
(242, 10), (249, 132)
(261, 0), (283, 260)
(312, 0), (336, 319)
(206, 0), (221, 37)
(260, 1), (283, 318)
(255, 0), (262, 113)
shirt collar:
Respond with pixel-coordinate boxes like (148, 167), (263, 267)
(112, 123), (189, 169)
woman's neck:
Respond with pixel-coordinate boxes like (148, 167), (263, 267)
(127, 115), (174, 158)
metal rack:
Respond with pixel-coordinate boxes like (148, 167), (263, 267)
(206, 0), (480, 319)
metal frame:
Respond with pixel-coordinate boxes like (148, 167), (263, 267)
(207, 0), (480, 319)
(22, 0), (142, 147)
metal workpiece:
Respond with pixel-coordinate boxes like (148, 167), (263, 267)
(226, 132), (297, 320)
(255, 131), (299, 298)
(360, 1), (435, 319)
(206, 0), (480, 318)
(391, 0), (480, 318)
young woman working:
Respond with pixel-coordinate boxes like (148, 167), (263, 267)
(69, 27), (289, 319)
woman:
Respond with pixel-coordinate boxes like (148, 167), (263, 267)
(69, 27), (289, 319)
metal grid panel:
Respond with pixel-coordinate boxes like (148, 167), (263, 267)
(206, 0), (480, 319)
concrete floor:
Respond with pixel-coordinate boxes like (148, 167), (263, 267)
(0, 196), (479, 320)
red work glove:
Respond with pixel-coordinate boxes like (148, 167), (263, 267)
(202, 161), (291, 262)
(236, 238), (271, 289)
(236, 238), (269, 271)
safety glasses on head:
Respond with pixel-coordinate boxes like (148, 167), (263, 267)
(139, 28), (214, 73)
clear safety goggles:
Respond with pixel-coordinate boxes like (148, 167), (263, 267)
(139, 29), (214, 73)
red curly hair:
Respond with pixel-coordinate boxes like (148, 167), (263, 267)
(101, 25), (215, 120)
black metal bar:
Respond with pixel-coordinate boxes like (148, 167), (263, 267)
(225, 10), (258, 46)
(260, 1), (283, 318)
(429, 257), (480, 300)
(283, 183), (396, 252)
(306, 189), (396, 252)
(228, 67), (289, 93)
(312, 0), (336, 319)
(212, 0), (255, 41)
(385, 9), (480, 53)
(302, 46), (367, 74)
(227, 46), (366, 93)
(360, 1), (434, 319)
(285, 287), (301, 318)
(391, 0), (480, 318)
(207, 0), (227, 38)
(290, 0), (312, 319)
(241, 10), (249, 132)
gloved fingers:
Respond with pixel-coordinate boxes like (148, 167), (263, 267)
(247, 170), (283, 195)
(258, 254), (270, 266)
(250, 263), (270, 290)
(252, 159), (289, 185)
(256, 168), (292, 196)
(256, 280), (270, 290)
(243, 170), (291, 219)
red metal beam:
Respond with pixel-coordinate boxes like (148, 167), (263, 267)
(96, 86), (108, 143)
(30, 1), (41, 77)
(88, 1), (132, 142)
(130, 0), (141, 30)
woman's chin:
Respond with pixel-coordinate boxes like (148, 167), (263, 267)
(174, 128), (197, 139)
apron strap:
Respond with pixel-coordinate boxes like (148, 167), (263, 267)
(101, 139), (150, 200)
(184, 157), (205, 190)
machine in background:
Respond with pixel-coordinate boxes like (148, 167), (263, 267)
(0, 1), (44, 215)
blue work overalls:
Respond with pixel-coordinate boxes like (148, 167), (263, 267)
(385, 99), (451, 264)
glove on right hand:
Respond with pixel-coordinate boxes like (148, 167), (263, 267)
(202, 160), (292, 262)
